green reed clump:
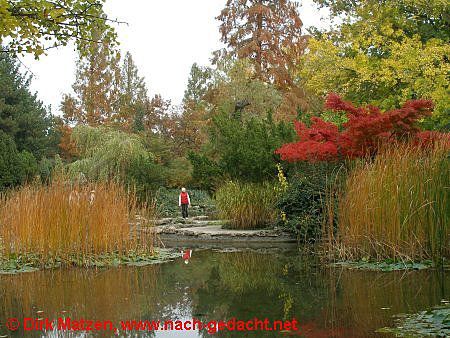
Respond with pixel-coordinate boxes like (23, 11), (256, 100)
(336, 141), (449, 263)
(0, 179), (156, 268)
(215, 181), (279, 229)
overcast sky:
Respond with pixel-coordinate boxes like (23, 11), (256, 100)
(21, 0), (329, 115)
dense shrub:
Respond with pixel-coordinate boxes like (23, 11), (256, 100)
(126, 154), (166, 200)
(337, 141), (449, 262)
(211, 113), (294, 181)
(187, 152), (223, 192)
(215, 181), (279, 229)
(164, 156), (194, 188)
(277, 162), (344, 241)
(189, 112), (295, 190)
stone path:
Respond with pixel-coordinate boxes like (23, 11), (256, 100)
(140, 216), (295, 243)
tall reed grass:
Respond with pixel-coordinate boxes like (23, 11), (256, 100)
(335, 141), (449, 262)
(215, 181), (279, 229)
(0, 180), (156, 266)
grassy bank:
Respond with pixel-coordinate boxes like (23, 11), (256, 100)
(333, 142), (449, 263)
(0, 180), (158, 271)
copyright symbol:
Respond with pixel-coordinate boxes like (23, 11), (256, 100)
(6, 318), (20, 331)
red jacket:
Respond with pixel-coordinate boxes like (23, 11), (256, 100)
(179, 192), (190, 205)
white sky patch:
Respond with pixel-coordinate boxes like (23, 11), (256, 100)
(19, 0), (329, 116)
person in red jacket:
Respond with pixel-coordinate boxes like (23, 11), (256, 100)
(178, 187), (191, 218)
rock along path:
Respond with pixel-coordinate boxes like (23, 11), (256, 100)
(140, 216), (295, 243)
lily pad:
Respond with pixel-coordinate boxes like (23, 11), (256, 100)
(377, 304), (450, 337)
(330, 260), (433, 271)
(0, 265), (39, 275)
(0, 248), (181, 274)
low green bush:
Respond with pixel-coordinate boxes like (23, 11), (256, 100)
(215, 181), (279, 229)
(277, 162), (344, 241)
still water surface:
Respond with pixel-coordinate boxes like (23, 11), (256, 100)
(0, 247), (448, 337)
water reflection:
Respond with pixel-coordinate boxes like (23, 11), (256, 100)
(0, 249), (447, 337)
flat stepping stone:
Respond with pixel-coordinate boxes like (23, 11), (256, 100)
(157, 225), (295, 242)
(139, 217), (294, 243)
(178, 225), (270, 235)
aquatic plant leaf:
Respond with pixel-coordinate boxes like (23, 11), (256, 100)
(330, 261), (433, 271)
(377, 305), (450, 337)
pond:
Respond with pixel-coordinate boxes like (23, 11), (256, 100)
(0, 246), (448, 337)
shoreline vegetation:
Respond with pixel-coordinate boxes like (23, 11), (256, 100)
(0, 249), (181, 275)
(322, 141), (449, 266)
(0, 0), (448, 276)
(1, 140), (448, 275)
(0, 179), (181, 274)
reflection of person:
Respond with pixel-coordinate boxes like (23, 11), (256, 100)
(178, 187), (191, 219)
(182, 249), (192, 264)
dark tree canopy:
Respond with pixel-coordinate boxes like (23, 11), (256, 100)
(0, 54), (58, 159)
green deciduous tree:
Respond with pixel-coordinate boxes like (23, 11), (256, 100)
(314, 0), (449, 41)
(0, 0), (118, 59)
(68, 125), (164, 197)
(302, 0), (450, 129)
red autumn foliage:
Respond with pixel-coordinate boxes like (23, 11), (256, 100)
(415, 130), (450, 146)
(275, 93), (447, 162)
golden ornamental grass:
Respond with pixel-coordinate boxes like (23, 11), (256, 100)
(215, 181), (279, 229)
(0, 180), (155, 265)
(337, 141), (449, 262)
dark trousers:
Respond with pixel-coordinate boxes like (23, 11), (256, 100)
(181, 204), (188, 218)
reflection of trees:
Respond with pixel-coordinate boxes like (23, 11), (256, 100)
(218, 252), (281, 294)
(322, 269), (449, 337)
(192, 251), (330, 337)
(1, 250), (448, 338)
(0, 266), (160, 337)
(191, 251), (449, 338)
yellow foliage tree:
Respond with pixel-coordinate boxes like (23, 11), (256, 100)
(302, 0), (449, 129)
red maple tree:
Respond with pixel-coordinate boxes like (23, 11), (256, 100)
(275, 94), (446, 162)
